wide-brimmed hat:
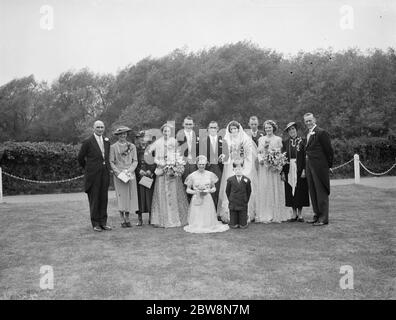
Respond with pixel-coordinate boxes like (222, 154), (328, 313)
(113, 126), (131, 135)
(284, 121), (298, 132)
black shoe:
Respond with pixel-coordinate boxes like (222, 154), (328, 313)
(306, 219), (318, 224)
(297, 217), (305, 222)
(126, 222), (132, 228)
(101, 225), (112, 230)
(121, 222), (128, 228)
(287, 217), (298, 222)
(93, 226), (102, 232)
(312, 222), (327, 226)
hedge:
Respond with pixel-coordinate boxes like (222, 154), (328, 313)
(0, 137), (395, 195)
(0, 141), (87, 195)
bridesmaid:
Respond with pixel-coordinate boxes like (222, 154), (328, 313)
(281, 122), (310, 222)
(256, 120), (291, 223)
(110, 126), (139, 228)
(148, 123), (189, 228)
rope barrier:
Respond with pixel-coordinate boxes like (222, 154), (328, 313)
(2, 171), (84, 184)
(359, 161), (396, 176)
(331, 158), (354, 171)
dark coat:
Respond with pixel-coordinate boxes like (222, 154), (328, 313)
(282, 137), (310, 208)
(78, 135), (111, 193)
(305, 126), (334, 195)
(225, 175), (252, 211)
(176, 130), (199, 160)
(249, 130), (265, 147)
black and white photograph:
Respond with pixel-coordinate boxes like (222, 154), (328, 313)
(0, 0), (395, 304)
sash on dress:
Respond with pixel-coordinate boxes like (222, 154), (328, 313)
(288, 159), (297, 196)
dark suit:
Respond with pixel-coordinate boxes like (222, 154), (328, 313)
(202, 135), (224, 209)
(226, 175), (252, 227)
(305, 126), (334, 224)
(78, 134), (111, 228)
(176, 130), (199, 182)
(249, 130), (265, 147)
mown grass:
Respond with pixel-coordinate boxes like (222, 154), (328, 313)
(0, 184), (395, 299)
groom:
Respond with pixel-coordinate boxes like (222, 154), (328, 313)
(78, 120), (112, 232)
(304, 113), (334, 226)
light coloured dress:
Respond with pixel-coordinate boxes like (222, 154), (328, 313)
(184, 170), (229, 234)
(110, 141), (139, 213)
(217, 123), (257, 223)
(256, 135), (291, 223)
(149, 137), (189, 228)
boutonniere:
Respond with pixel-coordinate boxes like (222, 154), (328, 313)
(243, 178), (248, 183)
(310, 131), (316, 136)
(104, 137), (109, 142)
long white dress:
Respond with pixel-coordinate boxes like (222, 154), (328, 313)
(217, 122), (258, 223)
(184, 170), (229, 233)
(256, 135), (291, 223)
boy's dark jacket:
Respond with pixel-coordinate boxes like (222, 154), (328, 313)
(225, 175), (252, 211)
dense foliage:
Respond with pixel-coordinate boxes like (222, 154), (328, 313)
(1, 42), (395, 194)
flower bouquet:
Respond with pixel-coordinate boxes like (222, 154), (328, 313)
(262, 149), (288, 172)
(192, 183), (211, 206)
(162, 153), (186, 177)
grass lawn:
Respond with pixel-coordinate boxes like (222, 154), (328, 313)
(0, 184), (395, 300)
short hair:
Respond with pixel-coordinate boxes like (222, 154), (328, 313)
(183, 116), (193, 123)
(197, 155), (208, 164)
(264, 120), (278, 132)
(232, 159), (244, 168)
(227, 121), (241, 133)
(208, 121), (218, 128)
(249, 116), (258, 122)
(303, 113), (314, 119)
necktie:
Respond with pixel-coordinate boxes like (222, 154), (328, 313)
(98, 136), (104, 158)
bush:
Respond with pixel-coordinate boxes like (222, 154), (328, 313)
(0, 141), (85, 195)
(331, 136), (396, 178)
(0, 137), (395, 195)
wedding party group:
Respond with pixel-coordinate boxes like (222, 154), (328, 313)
(77, 112), (334, 234)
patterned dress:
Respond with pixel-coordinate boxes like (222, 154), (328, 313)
(149, 137), (189, 227)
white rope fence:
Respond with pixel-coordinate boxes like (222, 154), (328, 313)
(0, 154), (395, 203)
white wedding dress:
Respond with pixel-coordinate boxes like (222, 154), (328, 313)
(217, 121), (258, 223)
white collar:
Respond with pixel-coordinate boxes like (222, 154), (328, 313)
(310, 125), (317, 133)
(94, 133), (102, 140)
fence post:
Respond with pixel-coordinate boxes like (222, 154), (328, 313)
(354, 154), (360, 184)
(0, 167), (3, 203)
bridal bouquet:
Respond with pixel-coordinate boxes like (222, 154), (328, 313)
(262, 149), (288, 172)
(160, 153), (186, 177)
(192, 183), (211, 206)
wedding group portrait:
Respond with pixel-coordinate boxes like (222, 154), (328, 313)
(0, 0), (395, 303)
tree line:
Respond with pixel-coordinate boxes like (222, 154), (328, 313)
(1, 41), (395, 144)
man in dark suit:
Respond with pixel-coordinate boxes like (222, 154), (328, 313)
(78, 120), (112, 232)
(303, 113), (334, 226)
(176, 116), (199, 184)
(203, 121), (225, 217)
(225, 160), (252, 229)
(247, 116), (265, 147)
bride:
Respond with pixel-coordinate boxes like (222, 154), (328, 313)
(217, 120), (258, 223)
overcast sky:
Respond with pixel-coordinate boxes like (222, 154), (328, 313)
(0, 0), (395, 86)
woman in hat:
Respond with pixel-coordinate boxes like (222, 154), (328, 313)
(281, 122), (310, 222)
(110, 126), (139, 227)
(134, 130), (156, 226)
